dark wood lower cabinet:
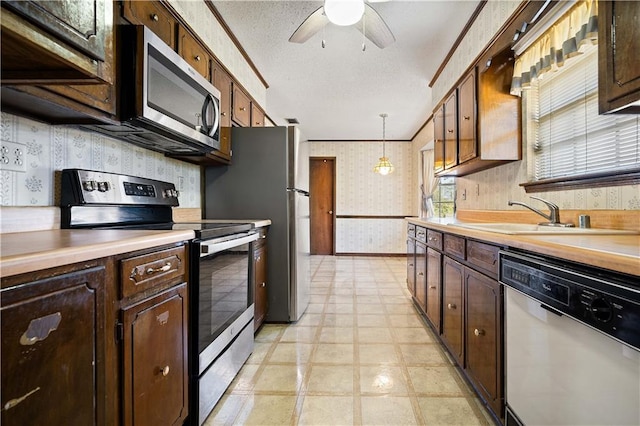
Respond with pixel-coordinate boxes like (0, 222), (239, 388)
(414, 242), (427, 311)
(406, 237), (416, 296)
(442, 256), (464, 365)
(1, 265), (106, 426)
(121, 283), (189, 426)
(425, 248), (442, 333)
(465, 268), (502, 416)
(254, 236), (268, 332)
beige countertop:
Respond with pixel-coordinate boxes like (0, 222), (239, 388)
(0, 229), (195, 278)
(407, 217), (640, 277)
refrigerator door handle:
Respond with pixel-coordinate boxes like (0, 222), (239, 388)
(287, 188), (309, 197)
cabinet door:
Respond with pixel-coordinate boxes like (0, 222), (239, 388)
(443, 91), (458, 170)
(442, 256), (464, 365)
(465, 268), (502, 416)
(433, 104), (445, 172)
(178, 26), (211, 81)
(121, 284), (188, 426)
(232, 86), (251, 127)
(425, 248), (442, 333)
(122, 0), (176, 49)
(212, 61), (233, 158)
(1, 266), (105, 426)
(406, 238), (416, 296)
(458, 71), (477, 164)
(251, 103), (265, 127)
(598, 0), (640, 113)
(414, 242), (427, 312)
(254, 243), (268, 331)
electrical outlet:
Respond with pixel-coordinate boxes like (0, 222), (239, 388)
(0, 141), (27, 172)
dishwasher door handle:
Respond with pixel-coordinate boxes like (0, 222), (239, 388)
(539, 303), (563, 317)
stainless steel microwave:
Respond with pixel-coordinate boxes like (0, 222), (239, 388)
(85, 26), (221, 155)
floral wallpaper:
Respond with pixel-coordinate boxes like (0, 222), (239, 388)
(309, 141), (414, 254)
(0, 113), (201, 207)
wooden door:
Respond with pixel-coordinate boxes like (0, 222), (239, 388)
(309, 157), (335, 255)
(443, 91), (458, 170)
(414, 242), (427, 312)
(254, 240), (268, 331)
(426, 248), (442, 333)
(458, 70), (477, 164)
(433, 104), (445, 172)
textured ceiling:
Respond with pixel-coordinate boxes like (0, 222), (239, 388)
(212, 1), (480, 141)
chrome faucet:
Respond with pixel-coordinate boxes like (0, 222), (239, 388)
(508, 196), (574, 227)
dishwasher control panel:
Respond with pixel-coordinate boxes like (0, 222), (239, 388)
(500, 250), (640, 351)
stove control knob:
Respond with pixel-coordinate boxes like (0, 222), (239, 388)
(82, 180), (97, 191)
(590, 298), (613, 322)
(97, 181), (110, 192)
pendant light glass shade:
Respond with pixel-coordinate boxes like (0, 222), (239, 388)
(373, 113), (394, 175)
(324, 0), (365, 26)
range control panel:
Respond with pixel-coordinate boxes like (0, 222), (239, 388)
(60, 169), (179, 206)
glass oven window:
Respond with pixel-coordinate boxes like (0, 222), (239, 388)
(198, 248), (251, 353)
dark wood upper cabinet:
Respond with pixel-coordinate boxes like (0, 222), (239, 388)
(443, 91), (458, 170)
(251, 103), (265, 127)
(433, 104), (445, 173)
(1, 0), (113, 84)
(178, 26), (211, 81)
(122, 0), (176, 49)
(232, 86), (251, 127)
(212, 60), (233, 159)
(457, 70), (477, 164)
(598, 0), (640, 114)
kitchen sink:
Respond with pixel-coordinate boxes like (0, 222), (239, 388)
(448, 222), (639, 235)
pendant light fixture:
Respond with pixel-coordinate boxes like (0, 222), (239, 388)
(373, 113), (394, 175)
(323, 0), (365, 26)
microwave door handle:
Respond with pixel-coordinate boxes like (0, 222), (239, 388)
(201, 93), (220, 138)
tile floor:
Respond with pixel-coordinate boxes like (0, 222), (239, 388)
(204, 256), (494, 425)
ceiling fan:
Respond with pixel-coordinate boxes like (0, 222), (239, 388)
(288, 0), (395, 50)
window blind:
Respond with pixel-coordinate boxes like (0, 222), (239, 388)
(525, 45), (640, 181)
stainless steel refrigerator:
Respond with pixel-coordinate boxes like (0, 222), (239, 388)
(204, 126), (310, 322)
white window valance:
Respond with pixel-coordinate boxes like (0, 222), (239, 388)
(510, 0), (598, 96)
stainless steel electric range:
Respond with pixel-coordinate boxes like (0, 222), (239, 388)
(59, 168), (258, 425)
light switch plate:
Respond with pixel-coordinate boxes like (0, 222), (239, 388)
(0, 141), (27, 172)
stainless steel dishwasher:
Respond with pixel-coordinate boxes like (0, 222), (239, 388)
(500, 250), (640, 426)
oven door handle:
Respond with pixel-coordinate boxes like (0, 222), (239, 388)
(200, 232), (259, 256)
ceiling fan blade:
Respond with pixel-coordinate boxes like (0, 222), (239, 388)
(289, 6), (329, 43)
(356, 4), (395, 49)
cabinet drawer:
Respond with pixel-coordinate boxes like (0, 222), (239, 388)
(466, 240), (500, 278)
(123, 0), (176, 49)
(415, 226), (427, 243)
(121, 245), (186, 298)
(443, 234), (465, 260)
(427, 230), (443, 250)
(232, 86), (251, 127)
(178, 26), (210, 81)
(407, 223), (416, 237)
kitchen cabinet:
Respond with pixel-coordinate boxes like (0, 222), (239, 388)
(598, 0), (640, 114)
(1, 262), (109, 426)
(232, 86), (251, 127)
(254, 227), (269, 332)
(178, 26), (211, 81)
(465, 267), (502, 416)
(1, 0), (117, 123)
(1, 0), (113, 84)
(121, 284), (188, 426)
(443, 91), (458, 170)
(406, 223), (416, 296)
(251, 103), (265, 127)
(415, 239), (428, 312)
(425, 248), (442, 333)
(457, 71), (477, 163)
(122, 0), (177, 49)
(433, 105), (445, 173)
(212, 60), (233, 160)
(442, 255), (464, 365)
(118, 244), (189, 426)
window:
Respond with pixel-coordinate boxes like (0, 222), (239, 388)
(432, 177), (455, 218)
(523, 44), (640, 184)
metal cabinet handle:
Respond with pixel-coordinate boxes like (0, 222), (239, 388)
(159, 366), (170, 376)
(239, 107), (246, 111)
(447, 303), (456, 310)
(463, 116), (470, 120)
(261, 282), (266, 287)
(409, 263), (414, 267)
(257, 256), (261, 261)
(447, 129), (454, 133)
(328, 210), (333, 214)
(429, 286), (437, 289)
(474, 328), (485, 336)
(150, 13), (159, 21)
(146, 262), (171, 275)
(195, 55), (201, 61)
(418, 272), (424, 276)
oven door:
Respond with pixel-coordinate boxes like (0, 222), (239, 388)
(194, 231), (259, 374)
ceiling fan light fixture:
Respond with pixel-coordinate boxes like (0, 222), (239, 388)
(324, 0), (365, 26)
